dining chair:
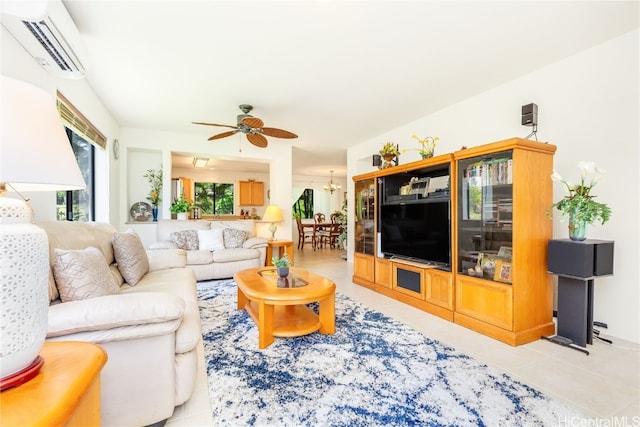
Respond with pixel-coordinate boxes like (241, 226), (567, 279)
(318, 213), (342, 248)
(295, 216), (315, 249)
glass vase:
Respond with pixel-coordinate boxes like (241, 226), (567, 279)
(152, 207), (158, 222)
(568, 213), (587, 241)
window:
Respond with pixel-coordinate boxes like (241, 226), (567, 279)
(55, 92), (103, 222)
(194, 182), (234, 214)
(56, 128), (95, 221)
(293, 189), (314, 219)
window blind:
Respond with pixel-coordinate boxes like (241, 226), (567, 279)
(56, 91), (107, 150)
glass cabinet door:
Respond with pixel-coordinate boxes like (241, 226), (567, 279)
(354, 178), (375, 255)
(458, 151), (513, 283)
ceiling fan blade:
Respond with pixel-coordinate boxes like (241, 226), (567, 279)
(241, 117), (264, 128)
(247, 133), (268, 148)
(208, 130), (237, 141)
(260, 127), (298, 139)
(193, 121), (238, 129)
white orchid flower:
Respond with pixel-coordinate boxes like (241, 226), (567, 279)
(550, 170), (563, 182)
(578, 161), (596, 180)
(591, 165), (606, 186)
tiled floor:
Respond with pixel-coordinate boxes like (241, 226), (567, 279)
(166, 247), (640, 426)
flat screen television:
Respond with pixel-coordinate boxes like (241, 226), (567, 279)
(380, 201), (450, 267)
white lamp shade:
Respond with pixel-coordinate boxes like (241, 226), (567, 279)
(0, 75), (86, 192)
(262, 205), (284, 223)
(0, 75), (85, 385)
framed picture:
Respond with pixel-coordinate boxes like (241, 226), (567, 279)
(493, 261), (513, 284)
(497, 246), (512, 260)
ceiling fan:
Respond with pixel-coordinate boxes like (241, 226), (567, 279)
(192, 104), (298, 148)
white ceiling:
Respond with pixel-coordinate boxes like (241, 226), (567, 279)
(61, 1), (638, 177)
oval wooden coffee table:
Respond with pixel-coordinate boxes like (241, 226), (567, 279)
(234, 266), (336, 349)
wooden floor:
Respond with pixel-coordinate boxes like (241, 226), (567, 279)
(166, 247), (640, 426)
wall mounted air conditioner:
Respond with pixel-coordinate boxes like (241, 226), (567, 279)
(1, 0), (88, 79)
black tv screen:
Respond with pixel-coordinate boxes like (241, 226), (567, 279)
(380, 201), (450, 266)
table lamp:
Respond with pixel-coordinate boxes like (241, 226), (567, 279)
(262, 205), (284, 241)
(0, 75), (86, 389)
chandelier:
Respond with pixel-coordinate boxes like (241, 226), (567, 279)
(323, 170), (341, 194)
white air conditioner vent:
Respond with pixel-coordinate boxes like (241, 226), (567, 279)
(1, 0), (88, 79)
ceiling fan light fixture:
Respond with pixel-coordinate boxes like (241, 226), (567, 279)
(193, 157), (209, 168)
(323, 170), (341, 194)
(193, 104), (298, 148)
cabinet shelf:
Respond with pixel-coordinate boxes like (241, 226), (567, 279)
(353, 137), (557, 346)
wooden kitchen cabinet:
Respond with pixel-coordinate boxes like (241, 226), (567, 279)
(239, 180), (264, 206)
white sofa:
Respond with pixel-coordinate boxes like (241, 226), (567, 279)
(38, 221), (200, 427)
(150, 219), (268, 280)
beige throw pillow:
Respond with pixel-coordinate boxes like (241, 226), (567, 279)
(170, 230), (199, 250)
(223, 228), (248, 249)
(112, 230), (149, 286)
(53, 247), (120, 303)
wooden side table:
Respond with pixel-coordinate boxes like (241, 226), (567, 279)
(1, 341), (108, 426)
(265, 239), (294, 266)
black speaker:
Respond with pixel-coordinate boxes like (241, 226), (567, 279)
(372, 154), (381, 167)
(521, 103), (538, 126)
(548, 239), (614, 278)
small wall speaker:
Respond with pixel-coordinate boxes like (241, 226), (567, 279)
(372, 154), (381, 167)
(521, 103), (538, 126)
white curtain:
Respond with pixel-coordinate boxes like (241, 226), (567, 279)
(292, 187), (306, 205)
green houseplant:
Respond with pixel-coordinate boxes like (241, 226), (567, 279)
(271, 253), (290, 277)
(547, 161), (611, 241)
(335, 199), (348, 252)
(170, 196), (190, 220)
(144, 168), (162, 221)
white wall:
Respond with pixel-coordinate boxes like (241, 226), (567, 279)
(347, 30), (639, 343)
(1, 26), (121, 223)
(117, 128), (294, 240)
(4, 20), (636, 342)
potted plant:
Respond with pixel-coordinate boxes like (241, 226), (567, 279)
(379, 142), (400, 159)
(402, 134), (440, 159)
(335, 199), (348, 255)
(379, 142), (400, 169)
(170, 196), (190, 220)
(144, 167), (162, 221)
(271, 253), (290, 277)
(547, 161), (611, 241)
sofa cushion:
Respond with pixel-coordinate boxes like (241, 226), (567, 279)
(212, 247), (260, 263)
(186, 250), (214, 265)
(223, 228), (247, 249)
(243, 236), (269, 249)
(38, 221), (118, 302)
(197, 229), (225, 251)
(170, 230), (199, 251)
(112, 230), (150, 286)
(53, 247), (121, 302)
(156, 219), (211, 242)
(209, 219), (256, 237)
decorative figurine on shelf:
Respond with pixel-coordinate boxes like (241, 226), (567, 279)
(144, 167), (162, 221)
(379, 142), (400, 169)
(547, 161), (611, 241)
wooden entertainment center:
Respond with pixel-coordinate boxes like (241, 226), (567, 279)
(352, 137), (557, 346)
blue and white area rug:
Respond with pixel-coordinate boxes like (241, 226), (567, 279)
(198, 279), (580, 426)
